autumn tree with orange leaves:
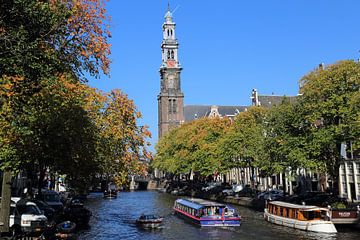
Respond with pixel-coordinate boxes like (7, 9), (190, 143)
(0, 0), (151, 192)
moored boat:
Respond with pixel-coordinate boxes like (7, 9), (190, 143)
(264, 201), (337, 233)
(173, 198), (241, 227)
(330, 207), (360, 225)
(136, 214), (163, 228)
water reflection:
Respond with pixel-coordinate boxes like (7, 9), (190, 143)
(78, 191), (359, 240)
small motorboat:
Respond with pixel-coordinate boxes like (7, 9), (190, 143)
(103, 182), (118, 199)
(136, 214), (163, 228)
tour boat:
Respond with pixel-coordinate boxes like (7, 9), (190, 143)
(173, 198), (241, 227)
(136, 214), (163, 228)
(264, 201), (337, 233)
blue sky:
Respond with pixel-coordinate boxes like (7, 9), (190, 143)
(88, 0), (360, 150)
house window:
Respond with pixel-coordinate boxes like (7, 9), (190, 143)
(356, 163), (360, 173)
(342, 183), (347, 193)
(348, 164), (353, 172)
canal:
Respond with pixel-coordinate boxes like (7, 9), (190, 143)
(78, 191), (359, 240)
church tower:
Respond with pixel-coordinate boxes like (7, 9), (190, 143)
(158, 5), (184, 138)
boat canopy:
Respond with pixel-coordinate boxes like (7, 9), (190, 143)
(176, 198), (225, 210)
(270, 201), (329, 212)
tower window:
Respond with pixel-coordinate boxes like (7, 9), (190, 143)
(172, 99), (177, 113)
(167, 29), (170, 37)
(170, 29), (173, 36)
(168, 99), (172, 113)
(168, 99), (177, 114)
(167, 50), (170, 59)
(171, 50), (174, 59)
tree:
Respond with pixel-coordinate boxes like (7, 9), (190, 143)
(0, 0), (111, 79)
(217, 107), (267, 185)
(0, 0), (112, 178)
(154, 117), (231, 179)
(298, 60), (360, 184)
(263, 100), (323, 176)
(89, 89), (152, 187)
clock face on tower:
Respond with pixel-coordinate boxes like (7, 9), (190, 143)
(167, 59), (175, 68)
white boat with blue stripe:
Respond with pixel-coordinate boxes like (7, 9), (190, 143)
(173, 198), (241, 227)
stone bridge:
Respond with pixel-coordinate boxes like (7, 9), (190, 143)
(129, 175), (159, 190)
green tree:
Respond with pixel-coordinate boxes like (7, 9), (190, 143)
(154, 117), (231, 179)
(217, 107), (267, 184)
(298, 60), (360, 183)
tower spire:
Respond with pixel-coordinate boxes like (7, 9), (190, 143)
(167, 0), (170, 12)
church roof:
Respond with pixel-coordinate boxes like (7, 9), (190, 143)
(184, 105), (247, 122)
(257, 95), (297, 108)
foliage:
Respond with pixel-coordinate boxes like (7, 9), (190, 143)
(89, 89), (152, 186)
(0, 0), (111, 79)
(263, 99), (325, 176)
(154, 117), (231, 177)
(299, 60), (360, 176)
(217, 107), (268, 172)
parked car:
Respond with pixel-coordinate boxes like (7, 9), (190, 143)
(235, 185), (257, 197)
(202, 182), (222, 192)
(257, 189), (284, 201)
(0, 197), (48, 236)
(222, 184), (244, 196)
(30, 199), (56, 220)
(37, 190), (64, 212)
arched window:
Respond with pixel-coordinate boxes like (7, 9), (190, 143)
(167, 50), (170, 59)
(170, 29), (173, 36)
(167, 29), (170, 36)
(171, 50), (174, 59)
(168, 99), (172, 114)
(168, 99), (177, 114)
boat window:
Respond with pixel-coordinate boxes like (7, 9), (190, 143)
(294, 210), (298, 219)
(279, 207), (283, 216)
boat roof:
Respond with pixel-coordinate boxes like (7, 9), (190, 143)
(270, 201), (329, 211)
(176, 198), (225, 210)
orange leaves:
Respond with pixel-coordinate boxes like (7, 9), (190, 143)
(85, 88), (152, 177)
(59, 0), (111, 76)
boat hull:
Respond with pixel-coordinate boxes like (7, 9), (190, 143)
(136, 221), (162, 228)
(264, 209), (337, 233)
(103, 191), (117, 199)
(331, 209), (360, 225)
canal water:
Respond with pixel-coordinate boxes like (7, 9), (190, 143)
(78, 191), (359, 240)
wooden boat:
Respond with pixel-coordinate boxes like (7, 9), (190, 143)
(264, 201), (337, 233)
(136, 214), (163, 228)
(173, 198), (241, 227)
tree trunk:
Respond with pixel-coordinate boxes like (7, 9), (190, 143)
(0, 171), (12, 233)
(37, 165), (46, 199)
